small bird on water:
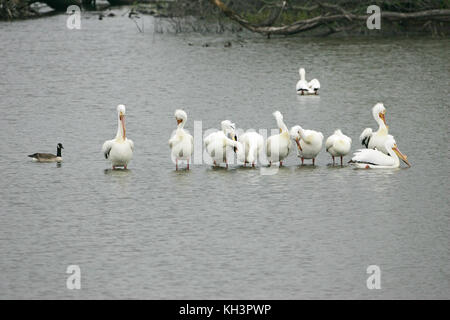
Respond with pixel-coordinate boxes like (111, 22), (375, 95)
(28, 143), (64, 162)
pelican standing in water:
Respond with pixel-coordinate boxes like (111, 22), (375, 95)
(204, 120), (239, 168)
(296, 68), (320, 95)
(359, 103), (391, 154)
(238, 131), (264, 167)
(350, 136), (410, 169)
(102, 104), (134, 170)
(290, 125), (323, 165)
(169, 109), (194, 170)
(28, 143), (64, 163)
(325, 129), (352, 166)
(266, 111), (291, 166)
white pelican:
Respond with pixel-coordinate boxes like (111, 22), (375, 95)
(266, 111), (291, 166)
(204, 120), (239, 168)
(28, 143), (63, 163)
(102, 104), (134, 170)
(359, 103), (391, 154)
(296, 68), (320, 95)
(290, 125), (323, 165)
(325, 129), (352, 166)
(169, 109), (194, 170)
(238, 131), (264, 167)
(350, 136), (410, 169)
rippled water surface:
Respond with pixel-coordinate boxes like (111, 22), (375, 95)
(0, 12), (449, 299)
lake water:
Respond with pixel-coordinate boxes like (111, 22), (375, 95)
(0, 11), (449, 299)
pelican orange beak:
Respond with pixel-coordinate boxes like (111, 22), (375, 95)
(393, 144), (410, 167)
(120, 112), (126, 139)
(379, 111), (388, 128)
(295, 138), (302, 151)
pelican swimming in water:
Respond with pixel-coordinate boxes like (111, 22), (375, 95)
(28, 143), (64, 163)
(359, 103), (391, 154)
(325, 129), (352, 166)
(169, 109), (194, 170)
(102, 104), (134, 170)
(290, 125), (323, 165)
(296, 68), (320, 95)
(238, 131), (264, 167)
(204, 120), (239, 168)
(350, 136), (410, 169)
(266, 111), (291, 166)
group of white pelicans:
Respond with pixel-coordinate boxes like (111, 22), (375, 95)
(29, 69), (410, 170)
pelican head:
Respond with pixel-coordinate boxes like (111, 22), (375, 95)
(174, 109), (187, 126)
(273, 111), (288, 133)
(372, 103), (387, 128)
(290, 125), (303, 151)
(299, 68), (306, 80)
(117, 104), (126, 139)
(386, 138), (410, 167)
(221, 120), (236, 139)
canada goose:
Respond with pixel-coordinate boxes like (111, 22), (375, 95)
(28, 143), (64, 162)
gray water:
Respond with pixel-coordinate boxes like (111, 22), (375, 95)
(0, 11), (449, 299)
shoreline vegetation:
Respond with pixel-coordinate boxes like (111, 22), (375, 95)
(1, 0), (449, 37)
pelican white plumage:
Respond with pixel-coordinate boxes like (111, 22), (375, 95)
(204, 120), (239, 168)
(266, 111), (291, 166)
(169, 109), (194, 170)
(360, 103), (391, 154)
(308, 78), (320, 94)
(290, 125), (323, 165)
(238, 131), (264, 167)
(102, 104), (134, 170)
(350, 136), (410, 169)
(325, 129), (352, 166)
(296, 68), (320, 95)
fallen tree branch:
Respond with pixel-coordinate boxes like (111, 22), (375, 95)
(208, 0), (450, 36)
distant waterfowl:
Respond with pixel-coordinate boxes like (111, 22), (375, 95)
(290, 125), (323, 165)
(169, 109), (194, 170)
(350, 136), (410, 169)
(325, 129), (352, 166)
(102, 104), (134, 170)
(28, 143), (64, 163)
(266, 111), (291, 166)
(238, 131), (264, 167)
(296, 68), (320, 95)
(204, 120), (239, 168)
(359, 103), (391, 154)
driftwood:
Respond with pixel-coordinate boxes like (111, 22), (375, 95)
(208, 0), (450, 37)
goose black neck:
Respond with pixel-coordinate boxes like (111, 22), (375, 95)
(57, 147), (62, 157)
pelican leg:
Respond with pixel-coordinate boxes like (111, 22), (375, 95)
(226, 161), (228, 169)
(269, 161), (272, 167)
(301, 157), (304, 165)
(280, 161), (283, 167)
(213, 161), (217, 167)
(312, 158), (315, 166)
(252, 162), (255, 168)
(176, 159), (178, 171)
(187, 159), (189, 170)
(124, 165), (127, 170)
(340, 156), (343, 166)
(332, 156), (335, 165)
